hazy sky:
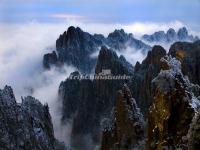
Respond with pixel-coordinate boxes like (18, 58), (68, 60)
(1, 0), (200, 31)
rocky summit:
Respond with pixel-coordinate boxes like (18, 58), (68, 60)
(130, 45), (167, 114)
(43, 26), (150, 73)
(0, 86), (67, 150)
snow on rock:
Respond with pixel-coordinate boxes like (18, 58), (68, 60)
(148, 55), (200, 149)
(0, 85), (67, 150)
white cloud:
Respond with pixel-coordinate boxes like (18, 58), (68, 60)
(58, 20), (199, 38)
(0, 21), (75, 143)
(0, 20), (199, 144)
(116, 47), (146, 65)
(122, 21), (185, 37)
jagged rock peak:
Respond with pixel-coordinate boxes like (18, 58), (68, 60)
(129, 45), (166, 115)
(177, 27), (188, 40)
(59, 47), (134, 149)
(0, 85), (16, 106)
(141, 45), (166, 66)
(100, 84), (145, 150)
(95, 46), (133, 75)
(43, 26), (150, 73)
(108, 29), (128, 38)
(43, 51), (58, 69)
(148, 56), (200, 149)
(0, 85), (67, 150)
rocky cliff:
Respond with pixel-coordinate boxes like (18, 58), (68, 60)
(59, 46), (133, 150)
(50, 28), (200, 149)
(0, 86), (67, 150)
(148, 56), (200, 149)
(130, 45), (166, 114)
(100, 85), (145, 150)
(43, 26), (150, 73)
(99, 42), (200, 150)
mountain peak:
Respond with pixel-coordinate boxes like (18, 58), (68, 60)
(142, 27), (197, 43)
(107, 29), (127, 40)
(177, 26), (189, 40)
(44, 26), (150, 73)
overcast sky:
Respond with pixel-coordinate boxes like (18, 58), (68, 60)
(0, 0), (200, 31)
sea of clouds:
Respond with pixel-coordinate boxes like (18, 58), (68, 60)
(0, 20), (199, 144)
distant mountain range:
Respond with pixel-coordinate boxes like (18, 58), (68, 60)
(142, 27), (199, 43)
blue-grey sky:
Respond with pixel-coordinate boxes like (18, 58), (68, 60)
(0, 0), (200, 30)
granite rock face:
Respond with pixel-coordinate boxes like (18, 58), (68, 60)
(43, 26), (150, 73)
(99, 55), (200, 150)
(142, 27), (199, 43)
(0, 86), (67, 150)
(100, 85), (145, 150)
(130, 45), (167, 114)
(169, 40), (200, 85)
(55, 26), (100, 73)
(148, 56), (200, 150)
(59, 46), (133, 150)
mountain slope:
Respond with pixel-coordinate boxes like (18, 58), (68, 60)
(101, 85), (145, 150)
(148, 56), (200, 149)
(43, 26), (151, 73)
(59, 46), (133, 150)
(0, 86), (67, 150)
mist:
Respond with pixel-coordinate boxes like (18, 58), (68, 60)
(0, 22), (76, 144)
(0, 20), (199, 146)
(117, 47), (147, 65)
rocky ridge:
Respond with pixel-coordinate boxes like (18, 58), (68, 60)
(0, 86), (67, 150)
(43, 26), (151, 73)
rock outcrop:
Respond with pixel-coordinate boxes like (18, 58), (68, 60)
(95, 46), (133, 75)
(43, 26), (150, 73)
(100, 85), (145, 150)
(148, 56), (200, 149)
(43, 51), (60, 69)
(59, 46), (133, 150)
(0, 86), (67, 150)
(169, 40), (200, 85)
(130, 45), (167, 114)
(142, 27), (199, 43)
